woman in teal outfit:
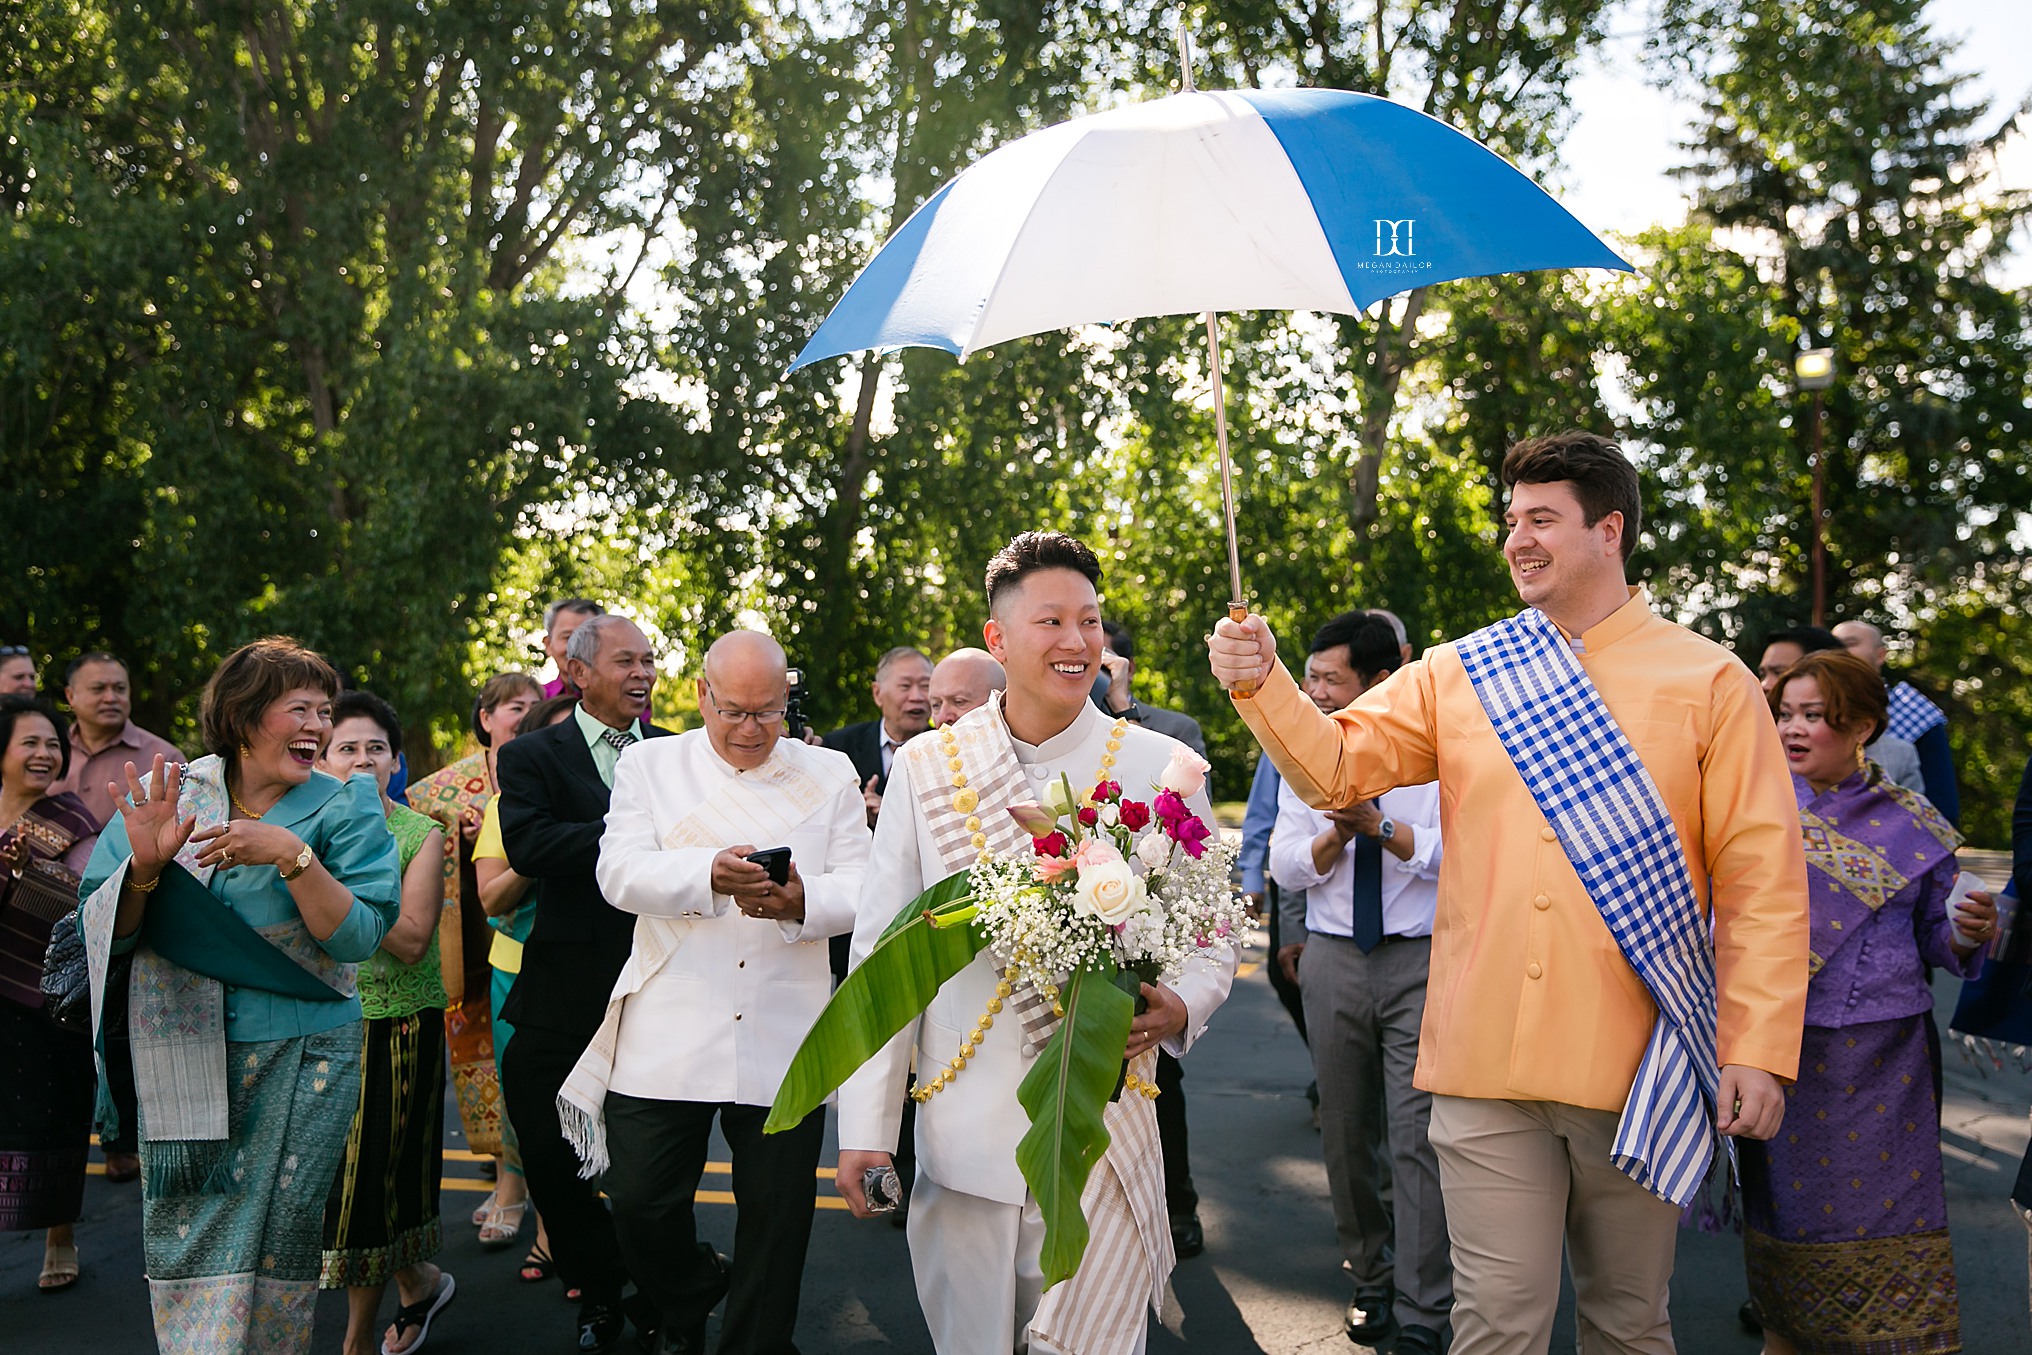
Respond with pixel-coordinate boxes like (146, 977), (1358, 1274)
(80, 638), (400, 1355)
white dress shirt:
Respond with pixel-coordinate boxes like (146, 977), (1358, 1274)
(595, 730), (871, 1106)
(1269, 780), (1442, 940)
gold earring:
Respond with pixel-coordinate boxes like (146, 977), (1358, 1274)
(1854, 742), (1867, 770)
(238, 743), (253, 758)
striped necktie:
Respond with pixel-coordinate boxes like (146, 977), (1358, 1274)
(600, 728), (633, 754)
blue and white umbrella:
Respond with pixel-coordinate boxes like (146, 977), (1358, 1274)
(791, 88), (1628, 370)
(789, 80), (1630, 643)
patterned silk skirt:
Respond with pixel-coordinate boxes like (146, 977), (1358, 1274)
(321, 1010), (446, 1287)
(0, 997), (94, 1231)
(1740, 1014), (1961, 1354)
(144, 1024), (362, 1355)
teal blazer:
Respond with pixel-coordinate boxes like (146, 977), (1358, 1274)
(83, 771), (402, 1041)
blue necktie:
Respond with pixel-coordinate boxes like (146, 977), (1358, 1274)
(1351, 804), (1384, 954)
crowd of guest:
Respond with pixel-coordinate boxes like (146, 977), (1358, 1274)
(1, 506), (2026, 1355)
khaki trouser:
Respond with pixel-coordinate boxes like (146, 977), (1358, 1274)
(1426, 1095), (1681, 1355)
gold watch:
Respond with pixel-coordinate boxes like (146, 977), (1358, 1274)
(279, 842), (316, 882)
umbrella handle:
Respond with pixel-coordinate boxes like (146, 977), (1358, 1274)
(1226, 602), (1260, 699)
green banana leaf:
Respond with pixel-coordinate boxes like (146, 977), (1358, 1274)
(1014, 962), (1137, 1289)
(764, 869), (986, 1134)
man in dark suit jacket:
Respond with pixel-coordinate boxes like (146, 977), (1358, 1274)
(500, 613), (673, 1353)
(822, 645), (932, 977)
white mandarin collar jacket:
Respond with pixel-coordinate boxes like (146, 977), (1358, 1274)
(594, 730), (871, 1106)
(836, 696), (1237, 1205)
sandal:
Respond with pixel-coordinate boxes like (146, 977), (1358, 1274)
(468, 1189), (496, 1228)
(518, 1246), (580, 1302)
(39, 1242), (80, 1293)
(517, 1244), (553, 1284)
(380, 1269), (455, 1355)
(477, 1198), (527, 1250)
(103, 1150), (142, 1183)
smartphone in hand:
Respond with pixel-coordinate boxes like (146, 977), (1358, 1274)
(745, 846), (791, 886)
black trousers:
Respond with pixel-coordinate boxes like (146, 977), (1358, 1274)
(500, 1025), (628, 1307)
(1155, 1050), (1197, 1216)
(604, 1095), (826, 1355)
(1265, 888), (1309, 1044)
(98, 953), (142, 1153)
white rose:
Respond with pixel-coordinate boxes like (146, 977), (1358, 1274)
(1157, 746), (1211, 798)
(1074, 860), (1147, 926)
(1135, 831), (1173, 871)
(1098, 803), (1121, 828)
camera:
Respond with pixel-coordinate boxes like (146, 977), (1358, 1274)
(785, 667), (808, 740)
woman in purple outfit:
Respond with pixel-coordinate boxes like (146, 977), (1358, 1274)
(1743, 650), (1997, 1355)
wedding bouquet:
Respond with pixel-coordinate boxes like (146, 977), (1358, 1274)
(969, 769), (1243, 1020)
(765, 750), (1244, 1286)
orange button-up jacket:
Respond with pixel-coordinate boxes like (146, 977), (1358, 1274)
(1235, 593), (1809, 1111)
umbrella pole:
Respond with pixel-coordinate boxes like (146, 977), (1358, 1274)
(1203, 308), (1258, 698)
(1179, 16), (1258, 697)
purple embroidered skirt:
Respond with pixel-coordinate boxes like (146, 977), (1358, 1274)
(1740, 1014), (1960, 1354)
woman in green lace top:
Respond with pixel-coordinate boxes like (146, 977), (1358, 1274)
(316, 692), (456, 1355)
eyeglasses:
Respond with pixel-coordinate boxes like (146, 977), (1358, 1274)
(701, 681), (787, 727)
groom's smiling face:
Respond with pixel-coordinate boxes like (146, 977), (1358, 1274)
(983, 567), (1105, 711)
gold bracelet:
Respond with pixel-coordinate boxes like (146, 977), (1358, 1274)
(129, 870), (163, 894)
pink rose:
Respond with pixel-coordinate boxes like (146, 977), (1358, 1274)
(1172, 814), (1212, 859)
(1152, 789), (1190, 828)
(1091, 779), (1122, 803)
(1157, 746), (1211, 798)
(1073, 837), (1123, 870)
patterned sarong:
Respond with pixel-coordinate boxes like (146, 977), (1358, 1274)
(407, 754), (505, 1156)
(1456, 608), (1721, 1207)
(906, 698), (1174, 1351)
(144, 1024), (362, 1355)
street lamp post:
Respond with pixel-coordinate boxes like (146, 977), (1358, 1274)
(1795, 348), (1836, 626)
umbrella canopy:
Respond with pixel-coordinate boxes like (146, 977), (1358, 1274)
(790, 87), (1630, 372)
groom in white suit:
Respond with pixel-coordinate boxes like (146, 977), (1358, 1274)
(562, 630), (870, 1355)
(834, 532), (1236, 1355)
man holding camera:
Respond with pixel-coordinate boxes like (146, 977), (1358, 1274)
(558, 630), (871, 1355)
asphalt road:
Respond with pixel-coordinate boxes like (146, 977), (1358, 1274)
(5, 932), (2027, 1353)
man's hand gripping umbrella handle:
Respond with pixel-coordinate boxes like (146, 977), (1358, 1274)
(1211, 610), (1276, 699)
(1226, 603), (1260, 698)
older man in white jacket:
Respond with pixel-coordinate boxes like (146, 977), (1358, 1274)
(834, 533), (1236, 1355)
(560, 630), (870, 1355)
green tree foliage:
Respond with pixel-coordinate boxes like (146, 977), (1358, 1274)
(1624, 0), (2032, 839)
(1, 0), (753, 747)
(3, 2), (2024, 834)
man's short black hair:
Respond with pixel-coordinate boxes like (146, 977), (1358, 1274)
(1309, 610), (1402, 681)
(332, 690), (404, 758)
(1101, 620), (1134, 660)
(65, 651), (125, 683)
(984, 532), (1102, 614)
(1761, 625), (1841, 656)
(1502, 432), (1643, 562)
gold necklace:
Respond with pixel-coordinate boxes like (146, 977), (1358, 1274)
(912, 714), (1151, 1104)
(229, 787), (266, 820)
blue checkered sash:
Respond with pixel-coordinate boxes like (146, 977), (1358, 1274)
(1456, 607), (1720, 1207)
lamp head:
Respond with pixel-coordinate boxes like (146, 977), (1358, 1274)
(1795, 348), (1836, 391)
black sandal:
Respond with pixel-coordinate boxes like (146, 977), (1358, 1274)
(518, 1246), (580, 1302)
(518, 1245), (552, 1284)
(379, 1270), (456, 1355)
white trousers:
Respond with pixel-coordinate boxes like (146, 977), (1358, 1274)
(907, 1174), (1151, 1355)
